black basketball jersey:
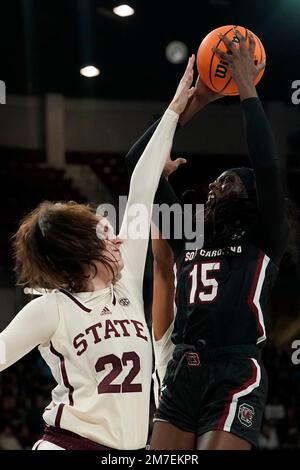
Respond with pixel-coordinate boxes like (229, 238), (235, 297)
(172, 240), (278, 347)
(125, 97), (289, 351)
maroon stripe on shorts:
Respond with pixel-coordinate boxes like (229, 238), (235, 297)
(217, 359), (257, 430)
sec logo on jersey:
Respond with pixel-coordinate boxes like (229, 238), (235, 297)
(118, 297), (130, 306)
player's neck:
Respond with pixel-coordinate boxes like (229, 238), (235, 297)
(82, 266), (113, 292)
(84, 276), (111, 292)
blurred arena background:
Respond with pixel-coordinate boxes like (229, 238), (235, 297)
(0, 0), (300, 449)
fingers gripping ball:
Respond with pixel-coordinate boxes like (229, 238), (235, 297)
(197, 25), (266, 96)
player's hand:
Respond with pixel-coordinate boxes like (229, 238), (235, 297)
(213, 29), (266, 98)
(178, 73), (223, 126)
(169, 55), (195, 115)
(163, 153), (187, 179)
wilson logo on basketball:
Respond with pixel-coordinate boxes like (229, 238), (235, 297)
(238, 403), (255, 427)
(215, 60), (228, 79)
(118, 297), (130, 306)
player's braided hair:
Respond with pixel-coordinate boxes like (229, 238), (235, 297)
(205, 196), (258, 249)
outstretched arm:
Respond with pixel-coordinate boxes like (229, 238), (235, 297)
(119, 56), (196, 293)
(151, 157), (188, 401)
(125, 76), (221, 173)
(0, 295), (58, 372)
(215, 29), (288, 264)
(241, 98), (288, 263)
(124, 76), (222, 258)
(151, 222), (176, 407)
(151, 223), (175, 341)
(151, 155), (186, 339)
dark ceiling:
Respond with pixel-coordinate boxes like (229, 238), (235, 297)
(0, 0), (299, 102)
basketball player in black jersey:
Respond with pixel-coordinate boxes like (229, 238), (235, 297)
(126, 30), (288, 450)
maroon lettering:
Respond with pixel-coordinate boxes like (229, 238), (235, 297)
(96, 354), (122, 393)
(122, 352), (142, 392)
(131, 320), (148, 341)
(104, 319), (121, 339)
(85, 322), (102, 344)
(73, 333), (88, 356)
(73, 319), (148, 357)
(95, 352), (142, 394)
(113, 319), (130, 336)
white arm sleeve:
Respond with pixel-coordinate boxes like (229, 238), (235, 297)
(119, 109), (179, 295)
(0, 294), (59, 372)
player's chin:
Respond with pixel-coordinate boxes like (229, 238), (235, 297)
(112, 257), (124, 274)
(117, 258), (124, 272)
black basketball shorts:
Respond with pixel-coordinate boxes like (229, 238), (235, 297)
(154, 345), (268, 448)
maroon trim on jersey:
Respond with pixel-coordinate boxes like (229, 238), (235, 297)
(42, 426), (113, 450)
(34, 441), (42, 450)
(112, 293), (116, 306)
(54, 403), (65, 428)
(50, 342), (74, 407)
(59, 289), (92, 313)
(247, 251), (265, 338)
(217, 359), (257, 430)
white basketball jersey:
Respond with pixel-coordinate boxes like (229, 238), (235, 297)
(0, 108), (179, 451)
(39, 265), (152, 450)
(38, 109), (179, 449)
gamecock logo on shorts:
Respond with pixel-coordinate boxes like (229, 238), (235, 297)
(118, 297), (130, 306)
(238, 403), (255, 427)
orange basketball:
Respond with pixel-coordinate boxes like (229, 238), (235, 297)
(197, 25), (266, 96)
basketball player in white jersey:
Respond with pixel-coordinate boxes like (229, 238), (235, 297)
(0, 56), (196, 450)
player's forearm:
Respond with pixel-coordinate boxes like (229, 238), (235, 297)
(125, 119), (161, 176)
(124, 116), (183, 256)
(241, 97), (278, 169)
(127, 109), (179, 205)
(125, 95), (211, 177)
(238, 81), (258, 101)
(242, 97), (288, 261)
(179, 95), (210, 127)
(152, 268), (175, 341)
(151, 225), (174, 266)
(152, 255), (174, 275)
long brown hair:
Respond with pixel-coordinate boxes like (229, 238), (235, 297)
(12, 201), (115, 292)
